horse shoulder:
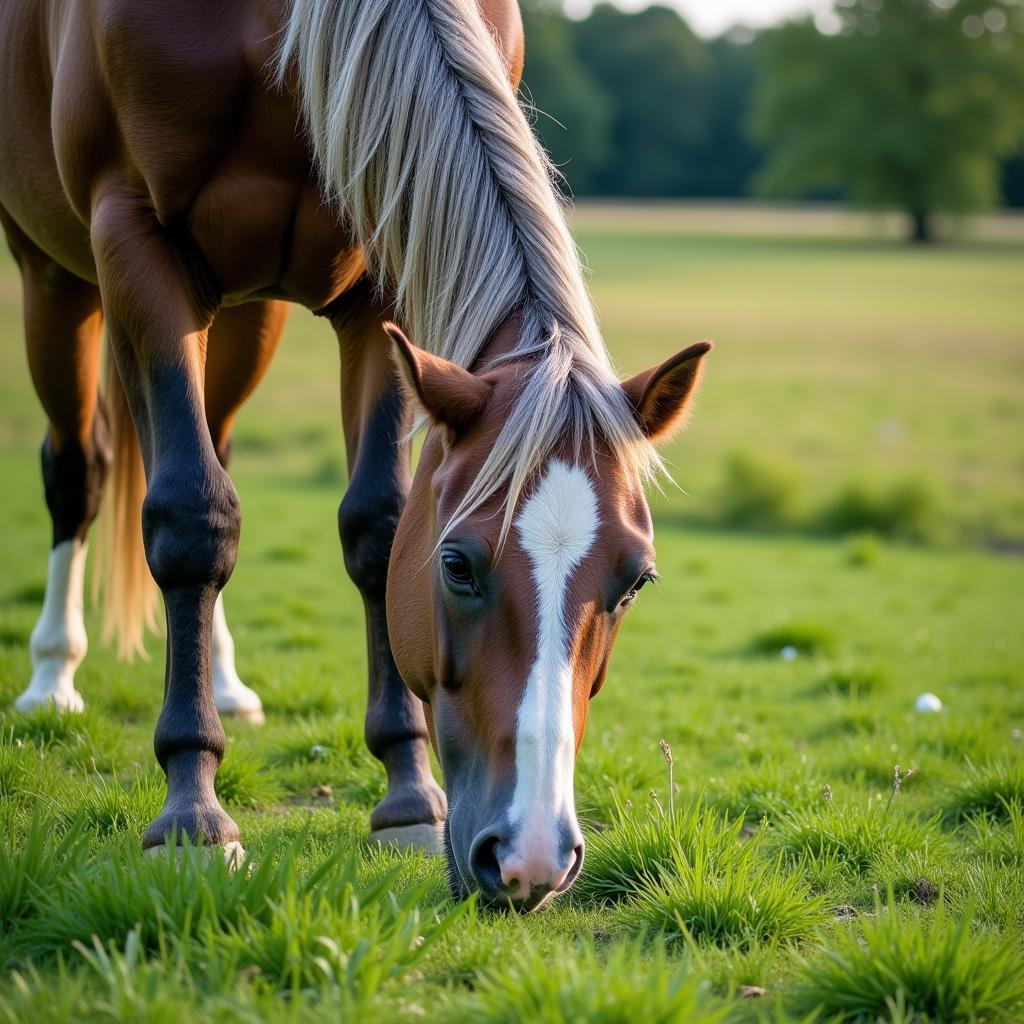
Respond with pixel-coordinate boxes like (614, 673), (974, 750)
(89, 0), (254, 226)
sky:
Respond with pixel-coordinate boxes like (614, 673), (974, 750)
(562, 0), (839, 36)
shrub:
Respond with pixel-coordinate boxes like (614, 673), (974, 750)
(843, 531), (881, 567)
(818, 476), (942, 541)
(715, 450), (802, 529)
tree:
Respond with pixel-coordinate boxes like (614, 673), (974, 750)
(520, 4), (613, 194)
(572, 5), (711, 196)
(752, 0), (1024, 240)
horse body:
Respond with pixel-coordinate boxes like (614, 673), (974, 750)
(1, 0), (359, 305)
(2, 0), (709, 910)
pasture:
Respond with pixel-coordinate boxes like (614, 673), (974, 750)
(2, 203), (1023, 1022)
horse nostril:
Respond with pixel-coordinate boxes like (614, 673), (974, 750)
(559, 841), (585, 891)
(468, 834), (504, 894)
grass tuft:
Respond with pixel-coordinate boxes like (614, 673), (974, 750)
(747, 622), (836, 658)
(613, 826), (826, 947)
(5, 704), (83, 748)
(57, 770), (165, 837)
(214, 749), (283, 809)
(963, 799), (1024, 863)
(817, 662), (889, 699)
(0, 815), (88, 927)
(795, 892), (1024, 1021)
(771, 802), (945, 877)
(941, 759), (1024, 823)
(574, 798), (743, 905)
(449, 941), (730, 1024)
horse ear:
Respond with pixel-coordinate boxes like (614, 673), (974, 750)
(383, 322), (492, 434)
(621, 341), (712, 442)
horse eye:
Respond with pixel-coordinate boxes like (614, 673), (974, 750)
(621, 571), (656, 607)
(441, 551), (476, 591)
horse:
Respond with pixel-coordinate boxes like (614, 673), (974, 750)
(0, 0), (710, 910)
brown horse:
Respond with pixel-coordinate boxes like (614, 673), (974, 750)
(0, 0), (710, 909)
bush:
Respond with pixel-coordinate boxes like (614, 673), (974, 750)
(818, 476), (942, 541)
(715, 450), (802, 529)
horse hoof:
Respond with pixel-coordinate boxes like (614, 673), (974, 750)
(214, 678), (265, 725)
(144, 840), (247, 869)
(369, 822), (445, 856)
(14, 687), (85, 714)
(221, 705), (266, 725)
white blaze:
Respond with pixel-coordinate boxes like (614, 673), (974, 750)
(510, 460), (598, 852)
(17, 539), (89, 713)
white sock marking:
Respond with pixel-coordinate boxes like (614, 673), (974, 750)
(510, 460), (598, 854)
(212, 593), (264, 722)
(17, 539), (88, 713)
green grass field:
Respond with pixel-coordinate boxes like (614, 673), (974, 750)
(1, 204), (1023, 1022)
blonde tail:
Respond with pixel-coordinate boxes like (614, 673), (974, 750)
(94, 342), (160, 659)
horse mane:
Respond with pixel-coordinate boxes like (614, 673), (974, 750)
(277, 0), (662, 537)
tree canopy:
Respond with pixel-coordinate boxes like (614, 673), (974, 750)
(518, 0), (1024, 235)
(752, 0), (1024, 239)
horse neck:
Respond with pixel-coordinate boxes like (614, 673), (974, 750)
(470, 309), (525, 371)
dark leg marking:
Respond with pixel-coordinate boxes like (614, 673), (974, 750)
(330, 286), (447, 847)
(90, 189), (241, 853)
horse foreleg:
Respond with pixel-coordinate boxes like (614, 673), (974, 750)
(204, 301), (290, 724)
(92, 189), (241, 856)
(328, 282), (447, 853)
(3, 209), (108, 714)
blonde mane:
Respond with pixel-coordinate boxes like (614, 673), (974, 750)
(278, 0), (662, 536)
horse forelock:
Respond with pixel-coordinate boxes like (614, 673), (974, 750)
(278, 0), (664, 539)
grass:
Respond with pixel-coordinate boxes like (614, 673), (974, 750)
(614, 829), (827, 948)
(573, 799), (746, 905)
(794, 893), (1024, 1022)
(941, 759), (1024, 823)
(448, 942), (732, 1024)
(1, 204), (1022, 1019)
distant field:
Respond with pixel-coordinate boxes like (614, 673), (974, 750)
(2, 205), (1023, 1022)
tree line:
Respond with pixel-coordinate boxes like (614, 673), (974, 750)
(520, 0), (1024, 239)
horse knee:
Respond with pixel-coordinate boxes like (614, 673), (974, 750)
(142, 463), (240, 592)
(338, 481), (404, 596)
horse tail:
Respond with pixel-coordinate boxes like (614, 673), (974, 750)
(94, 340), (159, 660)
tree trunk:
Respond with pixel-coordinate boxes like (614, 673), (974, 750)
(910, 209), (933, 243)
